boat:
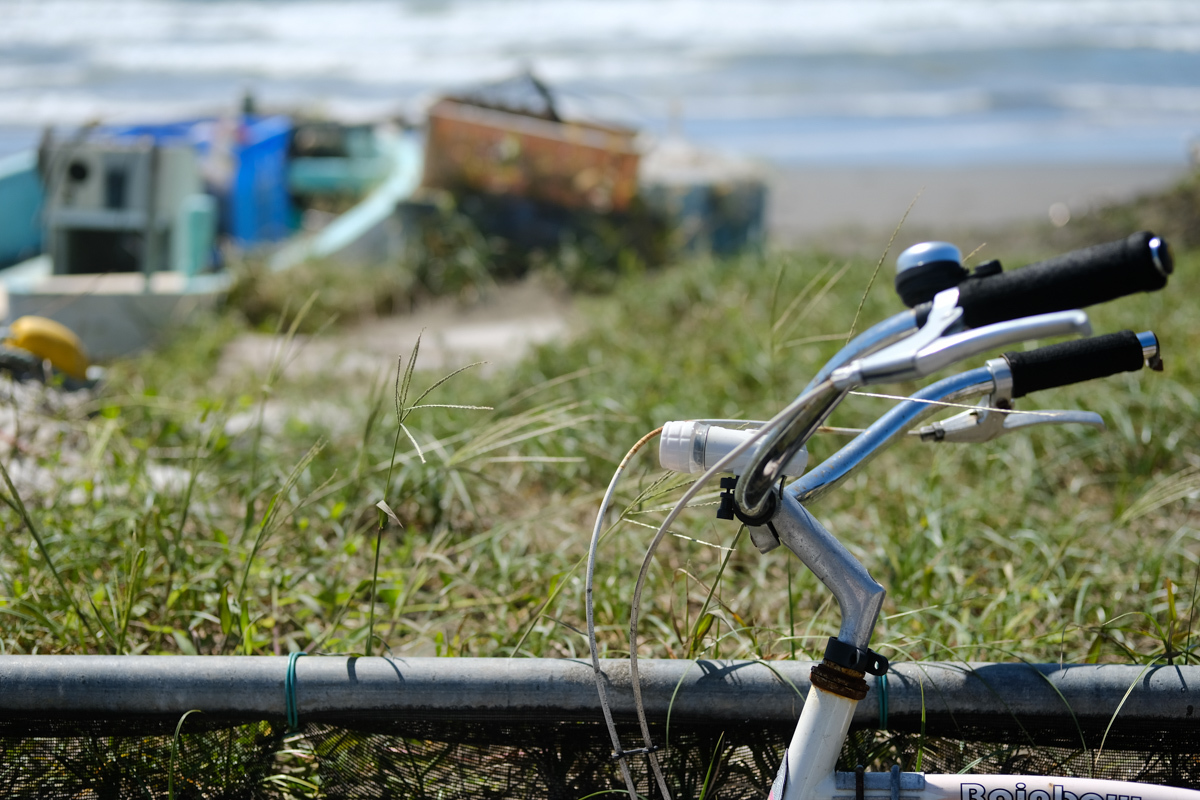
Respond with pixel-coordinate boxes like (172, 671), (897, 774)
(0, 114), (422, 360)
(0, 75), (766, 365)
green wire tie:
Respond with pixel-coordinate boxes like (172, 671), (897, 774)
(285, 651), (307, 731)
(877, 671), (889, 731)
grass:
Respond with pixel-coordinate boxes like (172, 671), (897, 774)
(2, 221), (1199, 797)
(0, 229), (1198, 669)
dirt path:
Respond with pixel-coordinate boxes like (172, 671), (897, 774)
(218, 279), (573, 384)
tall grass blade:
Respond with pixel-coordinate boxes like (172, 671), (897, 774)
(845, 188), (922, 342)
(697, 731), (726, 800)
(1119, 466), (1200, 524)
(168, 709), (203, 800)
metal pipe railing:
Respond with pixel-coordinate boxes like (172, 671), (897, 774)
(0, 657), (1196, 728)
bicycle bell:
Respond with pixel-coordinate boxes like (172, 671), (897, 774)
(894, 241), (968, 307)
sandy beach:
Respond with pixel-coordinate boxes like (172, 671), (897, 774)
(767, 162), (1191, 249)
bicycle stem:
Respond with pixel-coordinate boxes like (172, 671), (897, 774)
(770, 492), (885, 652)
(744, 326), (1092, 661)
(745, 371), (998, 656)
(759, 486), (886, 800)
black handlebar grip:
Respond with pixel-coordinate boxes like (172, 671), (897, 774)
(956, 231), (1171, 329)
(1002, 330), (1147, 399)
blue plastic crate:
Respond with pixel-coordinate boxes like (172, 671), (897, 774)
(107, 115), (297, 246)
(227, 116), (295, 245)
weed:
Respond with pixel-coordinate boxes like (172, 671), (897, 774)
(0, 244), (1195, 667)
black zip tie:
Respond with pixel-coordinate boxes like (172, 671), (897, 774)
(824, 637), (889, 676)
(716, 477), (781, 538)
(611, 744), (661, 761)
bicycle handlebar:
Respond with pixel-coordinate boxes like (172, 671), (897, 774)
(808, 232), (1170, 396)
(946, 231), (1171, 329)
(1003, 329), (1157, 398)
(728, 233), (1173, 517)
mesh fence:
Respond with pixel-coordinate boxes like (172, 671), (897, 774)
(3, 707), (1199, 799)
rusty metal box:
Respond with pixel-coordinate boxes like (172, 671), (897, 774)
(422, 99), (640, 213)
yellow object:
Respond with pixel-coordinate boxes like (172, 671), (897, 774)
(5, 316), (90, 380)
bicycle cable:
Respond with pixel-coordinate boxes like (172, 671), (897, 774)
(624, 382), (835, 799)
(847, 390), (1077, 418)
(586, 426), (663, 800)
(586, 415), (793, 800)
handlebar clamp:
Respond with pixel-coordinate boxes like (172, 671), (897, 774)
(824, 637), (890, 677)
(718, 477), (783, 551)
(718, 477), (780, 526)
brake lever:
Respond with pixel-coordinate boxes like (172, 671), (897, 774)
(916, 406), (1105, 443)
(831, 286), (1092, 389)
(913, 357), (1104, 443)
(830, 287), (964, 388)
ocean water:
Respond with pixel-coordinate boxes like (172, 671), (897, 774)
(2, 0), (1200, 165)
